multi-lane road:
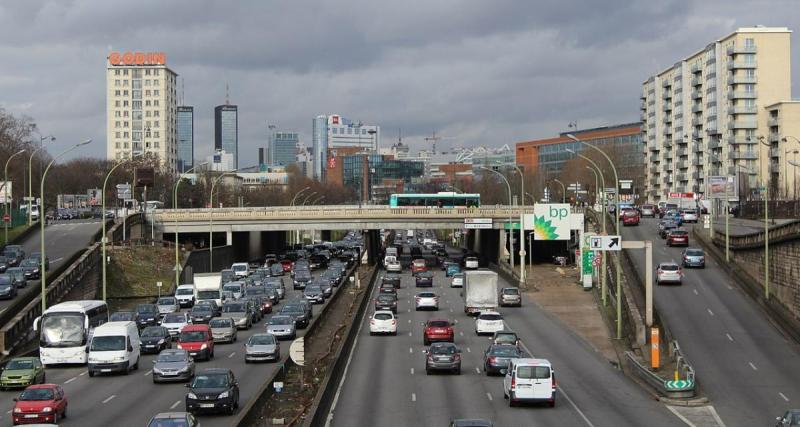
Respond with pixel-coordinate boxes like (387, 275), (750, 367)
(0, 262), (349, 427)
(328, 244), (683, 426)
(0, 220), (102, 315)
(622, 217), (800, 426)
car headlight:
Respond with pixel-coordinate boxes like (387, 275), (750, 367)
(218, 391), (230, 399)
(200, 343), (207, 350)
(158, 339), (165, 345)
(178, 366), (189, 373)
(153, 368), (163, 375)
(42, 407), (52, 413)
(13, 407), (21, 413)
(187, 392), (198, 399)
(176, 343), (183, 349)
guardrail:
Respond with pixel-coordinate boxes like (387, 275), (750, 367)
(624, 341), (696, 399)
(712, 218), (800, 249)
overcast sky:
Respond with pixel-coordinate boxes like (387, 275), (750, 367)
(0, 0), (798, 164)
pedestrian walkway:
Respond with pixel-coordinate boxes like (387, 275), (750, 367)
(709, 216), (794, 237)
(523, 264), (619, 364)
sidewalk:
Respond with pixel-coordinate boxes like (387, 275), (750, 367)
(522, 264), (619, 364)
(709, 216), (794, 237)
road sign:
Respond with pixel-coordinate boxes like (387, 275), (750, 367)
(703, 215), (711, 229)
(2, 214), (9, 223)
(116, 184), (132, 200)
(502, 222), (521, 230)
(664, 380), (694, 390)
(590, 236), (621, 251)
(592, 256), (601, 267)
(464, 218), (492, 229)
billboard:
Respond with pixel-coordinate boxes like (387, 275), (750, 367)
(135, 167), (154, 187)
(526, 204), (570, 241)
(0, 181), (11, 204)
(707, 176), (736, 199)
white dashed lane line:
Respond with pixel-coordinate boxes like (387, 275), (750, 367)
(486, 392), (493, 401)
(780, 392), (790, 402)
(726, 333), (734, 342)
(707, 308), (714, 316)
(65, 377), (77, 384)
(748, 362), (758, 371)
(475, 367), (481, 374)
(170, 400), (182, 409)
(102, 395), (116, 404)
(411, 393), (417, 402)
(228, 352), (236, 358)
(144, 370), (152, 376)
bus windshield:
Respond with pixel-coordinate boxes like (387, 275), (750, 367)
(40, 313), (86, 347)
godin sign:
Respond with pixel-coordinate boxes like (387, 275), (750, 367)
(108, 51), (167, 66)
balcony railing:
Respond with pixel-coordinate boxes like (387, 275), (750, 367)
(731, 120), (758, 129)
(728, 90), (757, 99)
(729, 75), (757, 85)
(691, 90), (703, 99)
(728, 105), (757, 115)
(728, 151), (759, 160)
(768, 117), (779, 127)
(708, 140), (721, 149)
(769, 133), (781, 143)
(727, 45), (757, 55)
(729, 136), (755, 145)
(727, 60), (757, 69)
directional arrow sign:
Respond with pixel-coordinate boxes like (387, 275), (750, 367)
(664, 380), (694, 390)
(606, 236), (621, 250)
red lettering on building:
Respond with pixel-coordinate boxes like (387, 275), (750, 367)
(108, 51), (167, 66)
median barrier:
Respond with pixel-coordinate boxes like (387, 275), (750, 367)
(625, 342), (696, 399)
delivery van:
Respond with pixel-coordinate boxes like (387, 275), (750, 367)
(87, 321), (140, 376)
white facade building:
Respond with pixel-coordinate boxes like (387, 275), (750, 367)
(206, 150), (235, 172)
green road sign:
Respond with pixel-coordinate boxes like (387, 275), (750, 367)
(664, 380), (694, 390)
(581, 250), (594, 275)
(503, 222), (521, 230)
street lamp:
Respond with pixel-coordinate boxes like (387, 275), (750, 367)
(290, 186), (311, 206)
(4, 149), (26, 243)
(28, 135), (55, 225)
(310, 195), (326, 205)
(210, 170), (238, 272)
(783, 136), (800, 199)
(40, 139), (91, 312)
(101, 154), (141, 301)
(567, 133), (622, 339)
(552, 179), (566, 203)
(498, 161), (526, 285)
(479, 167), (518, 283)
(173, 162), (208, 287)
(301, 191), (318, 206)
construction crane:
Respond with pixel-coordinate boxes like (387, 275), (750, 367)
(425, 131), (457, 155)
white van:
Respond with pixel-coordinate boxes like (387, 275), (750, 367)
(174, 284), (196, 308)
(231, 262), (249, 278)
(503, 358), (555, 407)
(87, 321), (140, 376)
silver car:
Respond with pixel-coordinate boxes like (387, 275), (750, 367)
(160, 312), (190, 337)
(499, 287), (522, 307)
(209, 317), (238, 343)
(266, 315), (297, 340)
(244, 333), (280, 363)
(152, 349), (195, 383)
(656, 262), (683, 285)
(156, 296), (179, 317)
(222, 301), (252, 330)
(414, 292), (439, 311)
(682, 248), (705, 268)
(451, 273), (464, 288)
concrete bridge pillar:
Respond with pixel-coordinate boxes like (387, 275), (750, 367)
(226, 231), (233, 246)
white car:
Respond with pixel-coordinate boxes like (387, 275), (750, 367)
(656, 262), (683, 285)
(415, 292), (439, 311)
(160, 312), (190, 336)
(451, 273), (464, 288)
(475, 311), (505, 335)
(681, 209), (699, 223)
(465, 257), (479, 269)
(369, 311), (397, 335)
(231, 262), (249, 278)
(384, 256), (402, 273)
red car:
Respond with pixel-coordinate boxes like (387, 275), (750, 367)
(666, 230), (689, 247)
(12, 384), (68, 425)
(411, 259), (428, 275)
(280, 259), (294, 273)
(622, 209), (640, 226)
(177, 324), (215, 361)
(423, 319), (454, 345)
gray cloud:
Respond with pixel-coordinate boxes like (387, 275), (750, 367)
(0, 0), (798, 163)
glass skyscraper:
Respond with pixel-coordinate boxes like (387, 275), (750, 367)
(270, 132), (298, 166)
(312, 115), (328, 180)
(215, 105), (238, 168)
(176, 106), (194, 172)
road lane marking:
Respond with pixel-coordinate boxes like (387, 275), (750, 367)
(410, 347), (413, 353)
(228, 352), (236, 358)
(466, 347), (471, 353)
(79, 372), (87, 376)
(410, 368), (414, 375)
(486, 392), (493, 401)
(460, 332), (463, 336)
(408, 309), (411, 312)
(411, 393), (416, 402)
(780, 392), (789, 402)
(726, 333), (734, 342)
(408, 319), (411, 323)
(171, 400), (182, 409)
(6, 410), (11, 414)
(144, 369), (152, 376)
(748, 362), (758, 371)
(65, 377), (77, 384)
(450, 308), (453, 313)
(102, 395), (116, 404)
(475, 367), (481, 374)
(693, 289), (698, 295)
(707, 308), (714, 316)
(51, 257), (64, 263)
(408, 332), (412, 337)
(0, 308), (6, 315)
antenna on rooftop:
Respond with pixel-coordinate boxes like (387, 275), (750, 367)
(225, 83), (230, 105)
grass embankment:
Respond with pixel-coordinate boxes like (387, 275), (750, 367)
(107, 245), (181, 298)
(0, 224), (31, 247)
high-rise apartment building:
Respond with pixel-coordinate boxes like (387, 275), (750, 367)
(215, 105), (239, 169)
(269, 131), (299, 166)
(176, 106), (194, 172)
(106, 51), (178, 172)
(642, 26), (799, 202)
(312, 115), (328, 180)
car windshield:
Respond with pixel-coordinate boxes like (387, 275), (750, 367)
(180, 331), (207, 342)
(431, 345), (457, 355)
(490, 346), (520, 357)
(494, 334), (517, 344)
(141, 327), (165, 337)
(176, 288), (194, 295)
(191, 374), (228, 389)
(209, 318), (232, 328)
(191, 307), (212, 314)
(0, 276), (12, 286)
(6, 359), (35, 370)
(418, 292), (436, 298)
(686, 249), (704, 256)
(137, 305), (158, 314)
(162, 313), (186, 323)
(517, 365), (551, 379)
(223, 303), (246, 313)
(248, 335), (276, 345)
(374, 313), (393, 321)
(660, 264), (680, 271)
(156, 352), (188, 363)
(157, 298), (176, 305)
(91, 336), (126, 351)
(223, 284), (242, 293)
(270, 316), (293, 325)
(480, 314), (503, 321)
(19, 388), (54, 401)
(377, 295), (395, 302)
(110, 312), (134, 321)
(502, 288), (519, 295)
(671, 231), (688, 236)
(427, 320), (450, 327)
(282, 306), (303, 314)
(246, 287), (265, 295)
(417, 271), (433, 278)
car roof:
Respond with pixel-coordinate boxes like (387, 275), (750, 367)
(658, 262), (680, 267)
(151, 412), (191, 419)
(373, 310), (394, 315)
(479, 311), (501, 316)
(182, 324), (210, 331)
(512, 357), (551, 366)
(493, 330), (517, 335)
(25, 383), (58, 390)
(197, 368), (231, 375)
(9, 356), (40, 362)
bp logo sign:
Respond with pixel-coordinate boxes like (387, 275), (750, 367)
(528, 204), (570, 241)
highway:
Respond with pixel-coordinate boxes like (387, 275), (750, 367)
(0, 263), (351, 427)
(329, 245), (681, 426)
(0, 220), (102, 316)
(621, 217), (800, 426)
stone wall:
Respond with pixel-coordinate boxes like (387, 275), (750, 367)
(730, 239), (800, 319)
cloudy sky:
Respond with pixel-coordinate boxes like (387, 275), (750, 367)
(0, 0), (798, 164)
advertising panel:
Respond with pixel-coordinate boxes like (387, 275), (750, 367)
(528, 203), (570, 241)
(707, 176), (736, 199)
(0, 181), (11, 204)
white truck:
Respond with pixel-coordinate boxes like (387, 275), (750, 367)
(463, 270), (499, 315)
(193, 273), (223, 307)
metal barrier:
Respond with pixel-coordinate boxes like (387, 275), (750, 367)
(670, 341), (696, 387)
(625, 346), (696, 399)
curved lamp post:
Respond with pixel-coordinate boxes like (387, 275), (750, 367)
(497, 161), (526, 285)
(173, 162), (208, 287)
(290, 186), (311, 206)
(101, 154), (140, 301)
(4, 149), (26, 243)
(480, 167), (519, 283)
(40, 139), (91, 312)
(209, 170), (238, 272)
(566, 133), (621, 338)
(28, 135), (55, 225)
(552, 179), (566, 203)
(783, 136), (800, 199)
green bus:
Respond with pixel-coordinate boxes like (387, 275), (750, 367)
(389, 192), (480, 208)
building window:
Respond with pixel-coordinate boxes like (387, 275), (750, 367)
(154, 131), (160, 138)
(115, 121), (121, 128)
(124, 142), (129, 149)
(145, 90), (151, 96)
(154, 110), (160, 117)
(154, 90), (159, 96)
(145, 111), (151, 117)
(145, 79), (150, 86)
(123, 90), (128, 96)
(123, 111), (129, 117)
(742, 54), (755, 64)
(115, 101), (120, 107)
(114, 111), (121, 118)
(114, 79), (120, 86)
(115, 132), (121, 138)
(115, 142), (121, 149)
(123, 101), (129, 107)
(744, 38), (755, 48)
(154, 69), (159, 76)
(154, 100), (159, 106)
(145, 69), (151, 76)
(114, 90), (120, 96)
(154, 79), (159, 85)
(154, 121), (160, 128)
(123, 121), (129, 128)
(115, 70), (120, 76)
(123, 80), (128, 87)
(154, 142), (160, 149)
(123, 69), (128, 76)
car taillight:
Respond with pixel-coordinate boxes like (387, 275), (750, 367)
(657, 269), (662, 274)
(391, 320), (396, 325)
(488, 356), (496, 364)
(552, 373), (557, 391)
(511, 375), (516, 390)
(453, 354), (461, 361)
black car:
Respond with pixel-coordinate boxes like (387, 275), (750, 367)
(382, 273), (401, 289)
(185, 368), (239, 415)
(19, 258), (40, 280)
(293, 270), (312, 290)
(140, 326), (173, 354)
(375, 294), (398, 313)
(194, 300), (221, 317)
(136, 303), (160, 328)
(483, 344), (523, 375)
(280, 302), (311, 329)
(220, 269), (236, 284)
(415, 270), (434, 287)
(5, 268), (27, 288)
(658, 220), (678, 238)
(2, 250), (22, 267)
(269, 263), (284, 277)
(0, 275), (17, 299)
(109, 310), (139, 323)
(308, 254), (328, 270)
(29, 252), (49, 271)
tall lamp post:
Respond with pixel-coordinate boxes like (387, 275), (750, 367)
(173, 162), (208, 287)
(4, 149), (26, 243)
(499, 161), (526, 286)
(290, 186), (311, 245)
(567, 133), (622, 339)
(210, 170), (238, 272)
(756, 136), (770, 300)
(552, 179), (566, 203)
(28, 135), (55, 225)
(783, 136), (800, 199)
(101, 154), (140, 301)
(40, 139), (92, 312)
(479, 167), (516, 280)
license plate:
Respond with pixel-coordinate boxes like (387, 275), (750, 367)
(146, 345), (156, 348)
(199, 403), (214, 408)
(25, 414), (39, 418)
(162, 372), (177, 376)
(190, 352), (197, 356)
(101, 369), (112, 372)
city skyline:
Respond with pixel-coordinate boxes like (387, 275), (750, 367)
(2, 1), (800, 163)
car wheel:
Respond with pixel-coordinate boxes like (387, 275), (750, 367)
(41, 373), (46, 383)
(88, 370), (95, 377)
(508, 393), (516, 407)
(454, 367), (461, 375)
(62, 405), (67, 418)
(424, 338), (430, 345)
(549, 398), (556, 408)
(426, 367), (431, 375)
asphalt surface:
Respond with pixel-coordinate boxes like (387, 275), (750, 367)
(0, 265), (350, 427)
(622, 217), (800, 426)
(329, 243), (681, 426)
(0, 220), (102, 316)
